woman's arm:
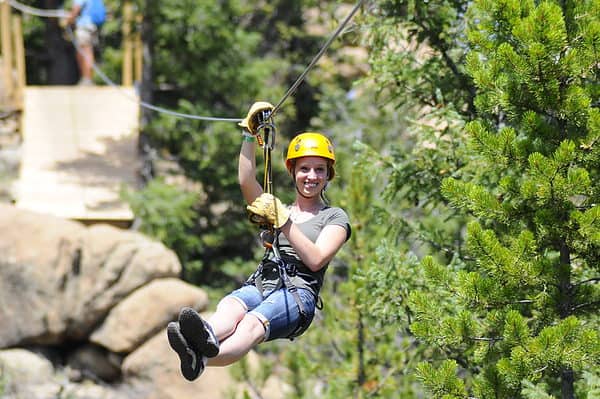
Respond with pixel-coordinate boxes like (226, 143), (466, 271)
(238, 138), (263, 204)
(280, 221), (347, 272)
(65, 3), (82, 25)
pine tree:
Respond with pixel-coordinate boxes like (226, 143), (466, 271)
(409, 1), (600, 398)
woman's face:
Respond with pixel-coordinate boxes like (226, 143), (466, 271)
(294, 156), (329, 198)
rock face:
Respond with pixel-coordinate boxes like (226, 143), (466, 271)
(0, 205), (287, 398)
(90, 278), (209, 353)
(0, 110), (21, 203)
(0, 203), (182, 347)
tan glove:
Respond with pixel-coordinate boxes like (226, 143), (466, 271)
(59, 18), (70, 29)
(239, 102), (274, 135)
(246, 193), (290, 229)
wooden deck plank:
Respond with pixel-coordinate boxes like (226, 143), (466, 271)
(15, 86), (140, 225)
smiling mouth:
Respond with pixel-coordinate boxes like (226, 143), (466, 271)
(303, 182), (319, 189)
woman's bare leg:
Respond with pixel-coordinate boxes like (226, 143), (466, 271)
(76, 44), (94, 81)
(208, 313), (265, 366)
(208, 296), (247, 342)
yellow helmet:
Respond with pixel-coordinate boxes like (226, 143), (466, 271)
(285, 132), (336, 180)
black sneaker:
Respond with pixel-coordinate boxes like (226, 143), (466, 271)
(178, 307), (220, 358)
(167, 322), (205, 381)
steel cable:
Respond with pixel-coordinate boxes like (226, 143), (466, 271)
(270, 0), (364, 117)
(4, 0), (67, 18)
(6, 0), (365, 123)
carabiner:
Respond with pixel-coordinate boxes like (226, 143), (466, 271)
(255, 109), (276, 150)
(260, 229), (275, 249)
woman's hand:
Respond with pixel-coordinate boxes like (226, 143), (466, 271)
(238, 102), (274, 135)
(246, 193), (290, 228)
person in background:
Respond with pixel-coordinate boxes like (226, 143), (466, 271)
(167, 102), (352, 381)
(61, 0), (106, 85)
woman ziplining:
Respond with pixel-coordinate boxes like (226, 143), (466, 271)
(7, 0), (361, 379)
(166, 102), (352, 380)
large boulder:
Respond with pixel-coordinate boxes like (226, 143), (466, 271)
(0, 204), (289, 398)
(0, 348), (57, 393)
(90, 278), (209, 353)
(0, 204), (181, 347)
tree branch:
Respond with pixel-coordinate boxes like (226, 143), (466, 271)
(573, 277), (600, 287)
(571, 300), (600, 312)
(469, 336), (503, 343)
(485, 299), (535, 309)
(366, 366), (398, 398)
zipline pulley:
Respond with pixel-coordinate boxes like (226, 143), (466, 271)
(255, 109), (276, 195)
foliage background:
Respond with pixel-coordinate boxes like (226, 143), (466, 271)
(17, 0), (600, 398)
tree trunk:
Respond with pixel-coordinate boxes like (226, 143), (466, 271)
(138, 0), (155, 182)
(559, 240), (574, 399)
(43, 0), (78, 85)
(357, 309), (366, 389)
(561, 368), (575, 399)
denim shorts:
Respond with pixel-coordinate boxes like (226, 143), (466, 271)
(227, 285), (316, 341)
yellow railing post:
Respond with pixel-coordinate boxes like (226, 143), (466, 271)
(134, 14), (142, 84)
(13, 14), (25, 108)
(1, 0), (14, 101)
(122, 1), (133, 86)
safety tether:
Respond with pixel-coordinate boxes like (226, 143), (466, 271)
(250, 111), (312, 340)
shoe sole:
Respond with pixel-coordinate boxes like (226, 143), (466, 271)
(179, 307), (219, 358)
(167, 322), (201, 381)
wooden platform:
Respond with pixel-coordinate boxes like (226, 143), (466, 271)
(15, 86), (140, 226)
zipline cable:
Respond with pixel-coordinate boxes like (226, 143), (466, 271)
(270, 0), (364, 117)
(5, 0), (365, 124)
(65, 28), (243, 122)
(4, 0), (67, 18)
(5, 0), (242, 122)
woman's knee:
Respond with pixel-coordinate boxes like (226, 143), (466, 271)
(216, 296), (247, 316)
(238, 314), (268, 345)
(210, 296), (247, 338)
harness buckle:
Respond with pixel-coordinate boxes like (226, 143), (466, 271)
(284, 262), (297, 276)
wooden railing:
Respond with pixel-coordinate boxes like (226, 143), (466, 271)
(122, 1), (143, 87)
(1, 0), (26, 111)
(0, 0), (142, 113)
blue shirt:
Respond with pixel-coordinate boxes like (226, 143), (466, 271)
(73, 0), (101, 27)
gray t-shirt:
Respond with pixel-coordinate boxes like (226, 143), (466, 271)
(251, 206), (351, 296)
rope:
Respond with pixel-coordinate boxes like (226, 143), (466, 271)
(6, 0), (365, 123)
(4, 0), (240, 122)
(4, 0), (68, 18)
(79, 32), (241, 122)
(270, 0), (365, 117)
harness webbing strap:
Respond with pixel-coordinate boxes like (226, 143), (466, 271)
(251, 254), (311, 340)
(256, 110), (275, 196)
